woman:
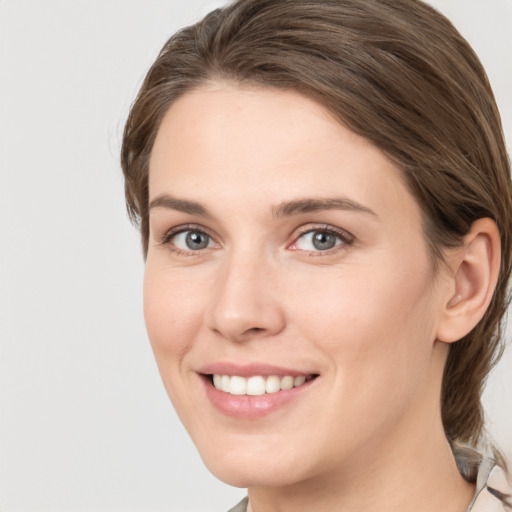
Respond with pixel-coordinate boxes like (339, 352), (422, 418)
(121, 0), (512, 510)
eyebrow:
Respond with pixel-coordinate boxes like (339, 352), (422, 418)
(272, 197), (377, 218)
(149, 195), (212, 217)
(148, 194), (377, 219)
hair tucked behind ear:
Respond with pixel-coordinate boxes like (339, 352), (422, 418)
(121, 0), (512, 450)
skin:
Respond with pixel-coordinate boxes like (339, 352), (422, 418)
(144, 83), (491, 512)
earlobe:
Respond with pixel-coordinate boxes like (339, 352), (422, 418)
(436, 218), (501, 344)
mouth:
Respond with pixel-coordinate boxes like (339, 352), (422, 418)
(208, 373), (318, 396)
(198, 365), (320, 418)
(197, 363), (320, 418)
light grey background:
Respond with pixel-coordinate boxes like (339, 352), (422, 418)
(0, 1), (510, 511)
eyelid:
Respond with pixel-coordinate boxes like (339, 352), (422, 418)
(157, 224), (220, 251)
(156, 222), (354, 255)
(288, 224), (355, 251)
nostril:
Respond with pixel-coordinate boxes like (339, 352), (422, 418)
(241, 326), (266, 338)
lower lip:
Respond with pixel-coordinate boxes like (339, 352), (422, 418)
(201, 375), (317, 419)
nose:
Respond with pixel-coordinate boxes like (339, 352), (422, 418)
(206, 253), (286, 343)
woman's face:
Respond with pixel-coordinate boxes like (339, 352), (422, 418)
(145, 84), (452, 487)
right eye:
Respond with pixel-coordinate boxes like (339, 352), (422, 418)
(169, 229), (216, 251)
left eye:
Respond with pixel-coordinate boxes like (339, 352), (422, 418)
(171, 230), (215, 251)
(294, 230), (344, 251)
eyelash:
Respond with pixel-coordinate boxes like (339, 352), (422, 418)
(290, 224), (354, 254)
(157, 224), (217, 256)
(158, 223), (354, 256)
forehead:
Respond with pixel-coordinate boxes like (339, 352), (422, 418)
(149, 83), (419, 225)
(149, 83), (352, 180)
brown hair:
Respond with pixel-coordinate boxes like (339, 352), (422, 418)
(121, 0), (512, 448)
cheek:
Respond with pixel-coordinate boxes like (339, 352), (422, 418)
(289, 252), (437, 382)
(143, 266), (205, 363)
(287, 260), (439, 451)
(143, 265), (212, 432)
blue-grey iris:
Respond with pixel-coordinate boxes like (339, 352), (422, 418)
(312, 231), (337, 250)
(186, 231), (209, 250)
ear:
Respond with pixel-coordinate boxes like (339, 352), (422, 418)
(436, 218), (501, 343)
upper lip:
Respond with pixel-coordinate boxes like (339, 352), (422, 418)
(197, 362), (318, 378)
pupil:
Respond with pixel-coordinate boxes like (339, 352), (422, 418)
(186, 231), (209, 250)
(312, 231), (336, 250)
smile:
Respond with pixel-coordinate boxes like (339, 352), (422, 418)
(198, 363), (320, 418)
(211, 374), (315, 395)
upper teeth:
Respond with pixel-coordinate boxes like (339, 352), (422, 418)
(212, 374), (307, 396)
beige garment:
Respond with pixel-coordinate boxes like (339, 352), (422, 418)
(469, 462), (511, 512)
(227, 497), (248, 512)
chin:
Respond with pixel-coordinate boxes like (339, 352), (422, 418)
(196, 437), (313, 489)
(205, 464), (262, 489)
(204, 459), (302, 489)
